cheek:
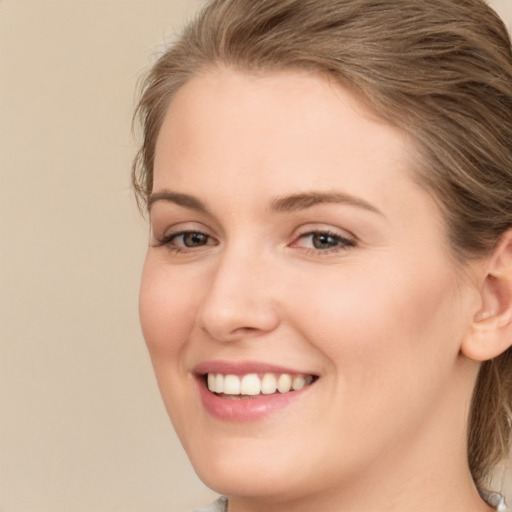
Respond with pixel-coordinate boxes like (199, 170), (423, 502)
(297, 258), (464, 402)
(139, 255), (204, 439)
(139, 256), (197, 362)
(285, 262), (466, 463)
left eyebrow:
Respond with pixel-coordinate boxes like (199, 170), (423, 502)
(270, 191), (384, 216)
(147, 190), (210, 214)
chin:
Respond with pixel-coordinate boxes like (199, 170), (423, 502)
(183, 431), (334, 502)
(195, 461), (311, 503)
(197, 464), (280, 498)
(187, 438), (281, 492)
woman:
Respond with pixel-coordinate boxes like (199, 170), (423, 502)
(132, 1), (512, 511)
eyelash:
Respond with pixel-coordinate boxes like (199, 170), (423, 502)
(154, 231), (215, 252)
(154, 229), (356, 254)
(291, 230), (356, 254)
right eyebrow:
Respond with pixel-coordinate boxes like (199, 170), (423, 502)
(147, 190), (209, 214)
(270, 191), (384, 216)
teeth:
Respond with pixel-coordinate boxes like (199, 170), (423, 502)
(277, 373), (292, 393)
(292, 375), (306, 390)
(241, 374), (260, 395)
(223, 374), (241, 395)
(206, 372), (314, 396)
(261, 373), (277, 394)
(214, 373), (224, 394)
(207, 373), (215, 391)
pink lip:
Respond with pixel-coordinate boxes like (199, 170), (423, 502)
(193, 360), (317, 422)
(193, 360), (312, 376)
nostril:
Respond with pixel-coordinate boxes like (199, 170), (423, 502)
(198, 300), (280, 343)
(199, 323), (269, 343)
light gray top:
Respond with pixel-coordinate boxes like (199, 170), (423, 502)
(192, 496), (228, 512)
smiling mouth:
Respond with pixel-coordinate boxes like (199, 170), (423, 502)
(205, 372), (317, 398)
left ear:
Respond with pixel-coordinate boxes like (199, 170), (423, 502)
(461, 230), (512, 362)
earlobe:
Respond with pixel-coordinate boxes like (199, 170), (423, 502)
(461, 230), (512, 362)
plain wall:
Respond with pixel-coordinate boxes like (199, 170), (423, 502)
(1, 1), (512, 511)
(0, 1), (216, 511)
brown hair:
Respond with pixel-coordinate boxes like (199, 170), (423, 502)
(132, 0), (512, 486)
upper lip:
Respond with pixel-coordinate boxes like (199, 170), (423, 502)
(193, 360), (317, 377)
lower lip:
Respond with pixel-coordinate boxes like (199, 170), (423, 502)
(196, 377), (312, 422)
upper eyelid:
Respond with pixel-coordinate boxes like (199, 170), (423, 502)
(292, 231), (356, 245)
(152, 221), (215, 238)
(157, 229), (215, 243)
(293, 224), (357, 240)
(164, 226), (212, 237)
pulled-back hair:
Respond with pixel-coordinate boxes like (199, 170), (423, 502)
(132, 0), (512, 487)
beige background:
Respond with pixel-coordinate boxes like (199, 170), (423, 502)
(1, 1), (512, 511)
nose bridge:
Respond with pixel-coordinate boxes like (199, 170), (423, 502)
(197, 240), (280, 342)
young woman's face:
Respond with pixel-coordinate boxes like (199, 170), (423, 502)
(140, 68), (480, 505)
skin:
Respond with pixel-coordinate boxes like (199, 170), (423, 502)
(139, 67), (495, 512)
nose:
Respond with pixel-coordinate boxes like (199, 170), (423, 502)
(197, 248), (281, 343)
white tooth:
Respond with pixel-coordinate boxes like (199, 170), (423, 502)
(261, 373), (277, 394)
(241, 374), (261, 395)
(277, 373), (292, 393)
(214, 373), (224, 393)
(292, 375), (306, 390)
(207, 373), (216, 391)
(223, 374), (241, 395)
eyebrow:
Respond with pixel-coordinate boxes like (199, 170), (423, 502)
(148, 190), (209, 214)
(270, 191), (383, 215)
(148, 189), (383, 216)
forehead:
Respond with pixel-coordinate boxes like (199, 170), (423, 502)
(153, 67), (414, 200)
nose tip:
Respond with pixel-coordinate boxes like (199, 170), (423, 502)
(197, 265), (280, 343)
(199, 303), (280, 342)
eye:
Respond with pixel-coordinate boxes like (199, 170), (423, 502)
(309, 232), (343, 250)
(292, 230), (356, 252)
(175, 232), (211, 247)
(155, 230), (216, 250)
